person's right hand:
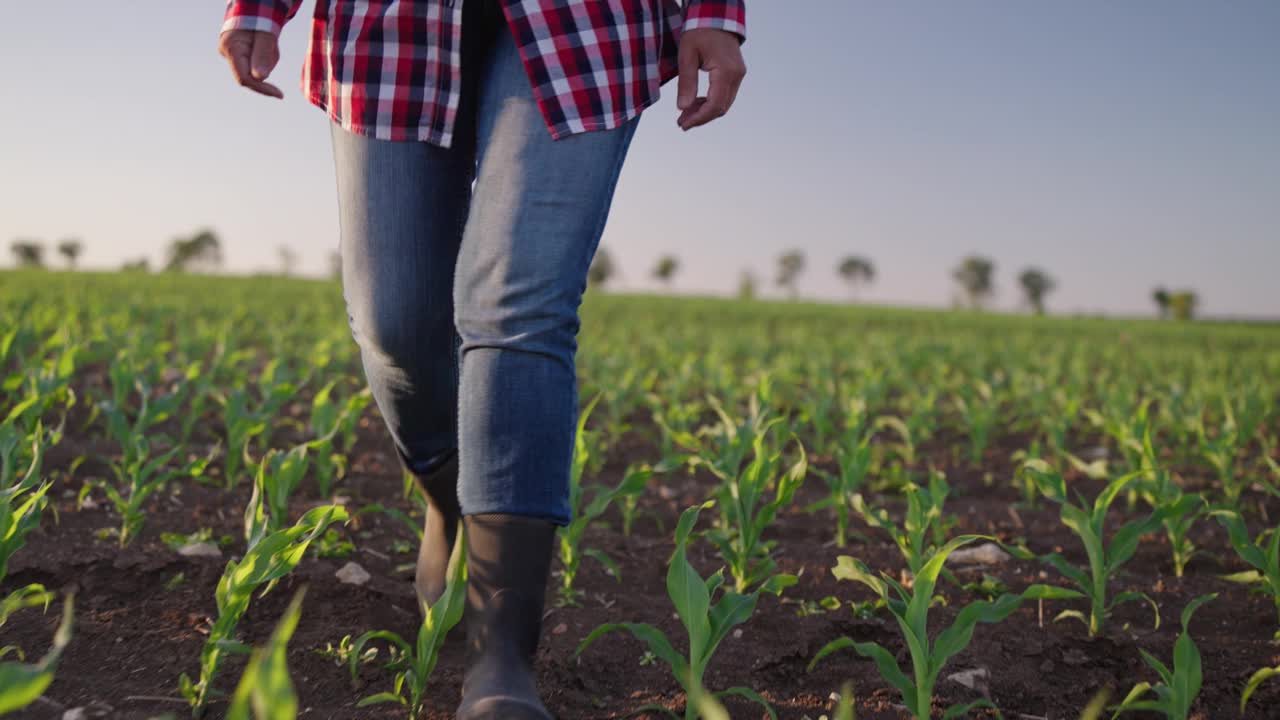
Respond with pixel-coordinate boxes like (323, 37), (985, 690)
(218, 29), (284, 99)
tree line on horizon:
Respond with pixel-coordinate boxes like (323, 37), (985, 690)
(9, 234), (1200, 320)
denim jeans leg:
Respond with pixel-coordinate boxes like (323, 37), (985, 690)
(452, 21), (642, 526)
(329, 122), (475, 475)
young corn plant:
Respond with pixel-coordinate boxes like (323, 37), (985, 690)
(953, 378), (998, 466)
(226, 586), (307, 720)
(217, 359), (302, 489)
(0, 593), (73, 716)
(1210, 509), (1280, 633)
(306, 380), (371, 498)
(809, 536), (1081, 720)
(1136, 430), (1205, 578)
(576, 501), (796, 719)
(851, 468), (953, 576)
(807, 399), (874, 548)
(557, 463), (651, 606)
(1108, 594), (1214, 720)
(181, 505), (348, 718)
(555, 393), (650, 605)
(0, 448), (51, 581)
(1242, 664), (1280, 714)
(1017, 459), (1164, 638)
(243, 443), (311, 545)
(704, 431), (807, 593)
(101, 435), (216, 546)
(347, 524), (466, 719)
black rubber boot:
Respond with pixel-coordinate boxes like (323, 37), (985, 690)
(456, 513), (556, 720)
(409, 449), (461, 612)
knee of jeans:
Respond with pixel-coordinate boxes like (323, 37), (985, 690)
(349, 297), (452, 370)
(453, 290), (580, 360)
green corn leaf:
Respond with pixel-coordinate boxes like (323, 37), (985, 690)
(668, 502), (714, 664)
(226, 586), (306, 720)
(0, 593), (73, 715)
(942, 697), (1002, 720)
(583, 548), (621, 582)
(715, 686), (777, 720)
(1241, 665), (1280, 713)
(576, 622), (689, 682)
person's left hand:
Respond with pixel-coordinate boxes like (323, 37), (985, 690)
(676, 28), (747, 131)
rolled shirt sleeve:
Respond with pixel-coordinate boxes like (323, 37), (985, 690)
(220, 0), (304, 37)
(682, 0), (747, 45)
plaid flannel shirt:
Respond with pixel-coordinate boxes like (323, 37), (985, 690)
(221, 0), (746, 147)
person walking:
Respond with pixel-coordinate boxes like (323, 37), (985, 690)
(217, 1), (746, 717)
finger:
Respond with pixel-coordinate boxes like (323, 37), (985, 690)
(676, 39), (700, 111)
(250, 33), (279, 81)
(676, 97), (706, 130)
(681, 67), (733, 129)
(221, 34), (284, 98)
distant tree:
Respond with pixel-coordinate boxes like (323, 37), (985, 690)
(165, 228), (223, 272)
(57, 238), (84, 269)
(121, 258), (150, 273)
(10, 239), (45, 268)
(587, 246), (616, 288)
(278, 245), (299, 276)
(652, 255), (679, 287)
(1169, 291), (1197, 321)
(776, 249), (805, 299)
(1018, 268), (1055, 315)
(952, 255), (995, 309)
(329, 250), (342, 281)
(837, 255), (875, 300)
(1153, 287), (1171, 319)
(737, 268), (757, 301)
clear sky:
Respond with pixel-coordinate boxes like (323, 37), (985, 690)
(2, 2), (1277, 318)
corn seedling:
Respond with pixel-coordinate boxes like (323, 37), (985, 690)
(180, 504), (347, 717)
(704, 430), (807, 593)
(243, 443), (311, 545)
(851, 468), (952, 576)
(808, 401), (874, 548)
(556, 394), (651, 604)
(1136, 430), (1206, 578)
(1210, 509), (1280, 632)
(225, 586), (307, 720)
(953, 378), (998, 466)
(101, 435), (215, 546)
(347, 523), (466, 719)
(1241, 663), (1280, 714)
(577, 501), (796, 719)
(0, 593), (73, 715)
(0, 456), (50, 580)
(809, 536), (1081, 720)
(1017, 459), (1164, 637)
(1109, 594), (1215, 719)
(0, 583), (53, 632)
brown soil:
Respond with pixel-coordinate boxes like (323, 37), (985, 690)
(5, 408), (1279, 720)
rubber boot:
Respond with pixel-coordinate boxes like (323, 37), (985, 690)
(456, 513), (556, 720)
(409, 449), (461, 612)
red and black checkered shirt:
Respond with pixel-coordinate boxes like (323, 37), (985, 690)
(222, 1), (746, 147)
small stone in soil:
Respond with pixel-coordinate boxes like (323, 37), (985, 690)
(335, 561), (372, 586)
(946, 543), (1011, 566)
(946, 667), (989, 691)
(1062, 647), (1089, 666)
(177, 542), (222, 558)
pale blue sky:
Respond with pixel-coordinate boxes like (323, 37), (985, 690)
(2, 2), (1277, 317)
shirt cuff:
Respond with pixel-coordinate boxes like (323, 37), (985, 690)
(683, 1), (747, 45)
(221, 13), (284, 36)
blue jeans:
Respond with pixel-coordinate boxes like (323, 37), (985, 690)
(330, 0), (640, 526)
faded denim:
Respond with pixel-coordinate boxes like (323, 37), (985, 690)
(329, 0), (640, 525)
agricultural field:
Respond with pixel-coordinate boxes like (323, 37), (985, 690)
(2, 269), (1279, 720)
